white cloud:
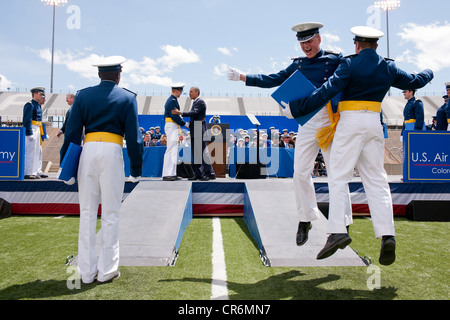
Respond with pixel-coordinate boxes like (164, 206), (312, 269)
(33, 45), (201, 87)
(396, 22), (450, 72)
(0, 74), (13, 91)
(321, 32), (344, 54)
(217, 47), (238, 57)
(213, 63), (229, 76)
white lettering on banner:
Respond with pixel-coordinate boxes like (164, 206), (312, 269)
(434, 153), (449, 162)
(432, 168), (450, 175)
(411, 152), (428, 162)
(0, 151), (16, 162)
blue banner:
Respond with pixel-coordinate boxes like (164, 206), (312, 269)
(0, 128), (25, 180)
(403, 131), (450, 182)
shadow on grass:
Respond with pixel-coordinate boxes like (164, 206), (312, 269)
(0, 279), (96, 300)
(160, 270), (398, 300)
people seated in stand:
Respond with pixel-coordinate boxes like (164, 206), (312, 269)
(154, 126), (162, 140)
(280, 134), (295, 148)
(156, 134), (167, 146)
(143, 132), (151, 147)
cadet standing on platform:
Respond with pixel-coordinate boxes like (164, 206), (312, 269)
(436, 92), (449, 131)
(287, 26), (433, 265)
(402, 89), (425, 131)
(228, 22), (353, 246)
(162, 84), (186, 181)
(442, 82), (450, 130)
(60, 56), (144, 284)
(23, 87), (47, 179)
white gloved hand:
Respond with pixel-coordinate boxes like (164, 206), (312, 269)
(128, 176), (140, 183)
(64, 177), (76, 185)
(186, 122), (190, 129)
(281, 102), (294, 119)
(227, 67), (241, 81)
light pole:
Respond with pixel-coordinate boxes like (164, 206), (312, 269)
(375, 0), (400, 96)
(41, 0), (67, 94)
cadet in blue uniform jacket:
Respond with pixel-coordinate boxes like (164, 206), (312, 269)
(60, 81), (143, 178)
(164, 94), (186, 127)
(162, 84), (186, 180)
(23, 87), (46, 179)
(286, 26), (433, 266)
(443, 83), (450, 130)
(402, 89), (425, 131)
(60, 56), (143, 284)
(436, 95), (448, 130)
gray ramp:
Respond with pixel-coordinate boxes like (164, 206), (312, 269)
(97, 180), (192, 266)
(244, 180), (366, 267)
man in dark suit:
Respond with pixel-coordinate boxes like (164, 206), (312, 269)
(172, 87), (215, 180)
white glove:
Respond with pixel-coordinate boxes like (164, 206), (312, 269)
(186, 122), (190, 129)
(227, 67), (241, 81)
(128, 176), (140, 183)
(281, 102), (294, 119)
(64, 177), (76, 185)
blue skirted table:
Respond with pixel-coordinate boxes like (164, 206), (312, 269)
(123, 146), (295, 178)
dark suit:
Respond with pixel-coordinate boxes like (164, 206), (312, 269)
(182, 98), (215, 178)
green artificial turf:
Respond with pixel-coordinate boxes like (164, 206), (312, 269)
(0, 215), (448, 300)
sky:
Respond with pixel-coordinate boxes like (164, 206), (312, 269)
(1, 0), (449, 98)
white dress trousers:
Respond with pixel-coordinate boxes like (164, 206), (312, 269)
(24, 124), (41, 176)
(327, 111), (395, 238)
(162, 122), (180, 177)
(293, 107), (353, 226)
(77, 141), (124, 283)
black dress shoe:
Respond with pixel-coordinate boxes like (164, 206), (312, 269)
(379, 236), (396, 265)
(188, 176), (201, 181)
(296, 222), (312, 246)
(199, 176), (210, 181)
(25, 175), (38, 179)
(317, 233), (352, 260)
(208, 175), (216, 180)
(163, 176), (177, 181)
(38, 174), (48, 178)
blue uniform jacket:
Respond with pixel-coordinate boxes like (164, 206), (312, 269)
(290, 49), (434, 117)
(436, 103), (449, 130)
(445, 102), (450, 128)
(23, 99), (43, 136)
(246, 49), (343, 90)
(164, 95), (186, 126)
(60, 80), (144, 177)
(403, 97), (424, 130)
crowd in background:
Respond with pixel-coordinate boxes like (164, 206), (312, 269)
(140, 124), (327, 177)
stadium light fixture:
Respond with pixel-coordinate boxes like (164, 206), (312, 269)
(374, 0), (400, 96)
(41, 0), (68, 94)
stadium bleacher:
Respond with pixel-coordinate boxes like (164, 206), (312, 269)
(0, 91), (443, 124)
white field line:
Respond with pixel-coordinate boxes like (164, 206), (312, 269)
(211, 217), (229, 300)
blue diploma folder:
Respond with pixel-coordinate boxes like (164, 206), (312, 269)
(405, 122), (426, 131)
(58, 143), (82, 181)
(271, 70), (323, 126)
